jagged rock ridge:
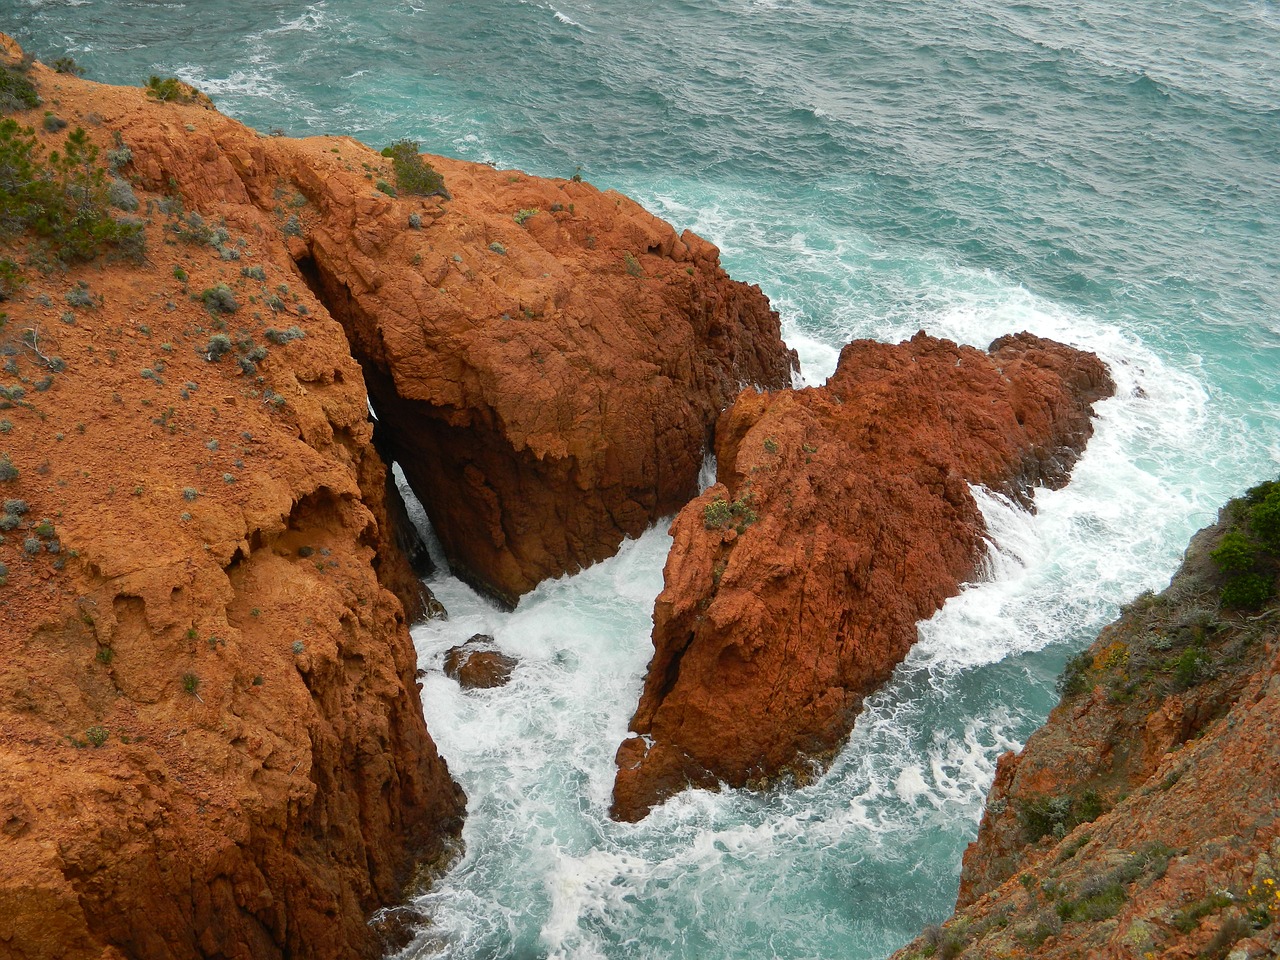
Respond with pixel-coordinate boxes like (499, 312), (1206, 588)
(612, 331), (1114, 821)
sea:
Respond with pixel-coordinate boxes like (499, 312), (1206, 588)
(5, 1), (1278, 957)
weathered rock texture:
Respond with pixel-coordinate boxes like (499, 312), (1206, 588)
(0, 38), (798, 955)
(612, 332), (1113, 821)
(296, 163), (796, 607)
(892, 503), (1280, 960)
(0, 50), (473, 960)
(443, 635), (518, 690)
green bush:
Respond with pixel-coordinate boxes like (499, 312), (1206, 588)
(263, 325), (305, 345)
(201, 284), (238, 314)
(204, 334), (232, 361)
(85, 725), (108, 747)
(1172, 646), (1209, 689)
(1056, 649), (1094, 698)
(1243, 479), (1278, 505)
(0, 453), (17, 482)
(703, 493), (758, 534)
(170, 211), (225, 247)
(145, 75), (199, 103)
(0, 121), (144, 265)
(1211, 531), (1257, 573)
(1220, 572), (1273, 610)
(51, 57), (84, 77)
(0, 65), (38, 113)
(1055, 880), (1127, 922)
(0, 257), (22, 300)
(380, 140), (448, 198)
(108, 177), (137, 211)
(1018, 790), (1104, 842)
(1249, 486), (1280, 549)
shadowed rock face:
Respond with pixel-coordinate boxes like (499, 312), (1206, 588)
(611, 331), (1114, 821)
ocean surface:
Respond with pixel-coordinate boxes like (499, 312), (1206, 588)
(6, 0), (1279, 956)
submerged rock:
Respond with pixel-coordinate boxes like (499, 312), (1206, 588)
(611, 331), (1114, 821)
(444, 635), (518, 689)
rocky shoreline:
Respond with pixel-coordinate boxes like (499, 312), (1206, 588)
(892, 491), (1280, 959)
(3, 36), (1245, 960)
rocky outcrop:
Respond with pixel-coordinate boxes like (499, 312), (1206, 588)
(891, 497), (1280, 960)
(0, 39), (797, 955)
(443, 635), (518, 690)
(0, 50), (470, 959)
(294, 161), (797, 607)
(99, 91), (795, 609)
(611, 332), (1113, 821)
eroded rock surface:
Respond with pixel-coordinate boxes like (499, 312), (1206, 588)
(444, 635), (518, 689)
(0, 49), (467, 960)
(108, 120), (795, 608)
(892, 502), (1280, 960)
(612, 332), (1113, 821)
(295, 165), (797, 606)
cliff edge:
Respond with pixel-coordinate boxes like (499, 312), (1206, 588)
(892, 487), (1280, 959)
(0, 46), (470, 960)
(0, 38), (800, 957)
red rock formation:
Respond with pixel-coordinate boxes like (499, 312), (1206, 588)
(444, 635), (518, 689)
(294, 161), (797, 606)
(67, 53), (798, 614)
(0, 39), (793, 954)
(611, 332), (1113, 821)
(111, 104), (796, 608)
(0, 48), (468, 960)
(891, 505), (1280, 960)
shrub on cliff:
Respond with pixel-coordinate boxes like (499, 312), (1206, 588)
(1246, 480), (1280, 549)
(145, 75), (200, 104)
(0, 63), (38, 113)
(380, 140), (449, 198)
(703, 492), (757, 534)
(1210, 531), (1257, 573)
(0, 120), (144, 265)
(201, 284), (238, 314)
(1220, 573), (1273, 610)
(51, 57), (84, 77)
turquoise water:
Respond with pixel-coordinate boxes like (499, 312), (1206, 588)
(7, 1), (1280, 956)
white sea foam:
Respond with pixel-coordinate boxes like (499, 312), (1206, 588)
(401, 248), (1271, 957)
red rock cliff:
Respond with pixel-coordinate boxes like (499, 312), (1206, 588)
(0, 50), (471, 959)
(0, 38), (798, 955)
(47, 56), (797, 612)
(891, 500), (1280, 960)
(611, 332), (1113, 821)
